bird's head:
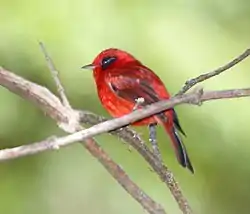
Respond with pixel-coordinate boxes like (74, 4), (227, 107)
(81, 48), (140, 78)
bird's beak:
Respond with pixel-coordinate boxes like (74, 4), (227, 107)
(81, 63), (96, 70)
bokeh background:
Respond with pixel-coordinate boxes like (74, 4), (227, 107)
(1, 0), (250, 214)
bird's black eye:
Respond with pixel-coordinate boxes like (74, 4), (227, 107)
(101, 56), (117, 70)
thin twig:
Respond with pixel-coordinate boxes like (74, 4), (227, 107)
(39, 42), (72, 109)
(177, 48), (250, 95)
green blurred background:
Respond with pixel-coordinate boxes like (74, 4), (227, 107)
(1, 0), (250, 213)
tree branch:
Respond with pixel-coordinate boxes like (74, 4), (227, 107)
(1, 87), (249, 160)
(1, 47), (250, 214)
(39, 42), (72, 109)
(78, 111), (192, 214)
(78, 137), (167, 214)
(177, 48), (250, 95)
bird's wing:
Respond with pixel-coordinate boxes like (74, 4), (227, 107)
(107, 69), (170, 124)
(107, 71), (160, 105)
(107, 69), (186, 136)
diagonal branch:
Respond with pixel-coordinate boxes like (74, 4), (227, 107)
(1, 87), (249, 161)
(77, 137), (166, 214)
(79, 111), (192, 213)
(177, 48), (250, 95)
(0, 67), (70, 123)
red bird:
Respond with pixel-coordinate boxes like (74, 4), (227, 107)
(82, 48), (194, 173)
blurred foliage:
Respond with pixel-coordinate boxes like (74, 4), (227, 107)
(0, 0), (250, 213)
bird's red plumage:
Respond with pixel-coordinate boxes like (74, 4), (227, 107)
(83, 48), (194, 173)
(96, 67), (173, 126)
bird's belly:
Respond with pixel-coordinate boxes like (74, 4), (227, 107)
(99, 91), (156, 126)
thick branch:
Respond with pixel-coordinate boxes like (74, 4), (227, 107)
(0, 67), (70, 123)
(1, 87), (249, 161)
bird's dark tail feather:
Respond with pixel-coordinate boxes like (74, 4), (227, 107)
(165, 125), (194, 173)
